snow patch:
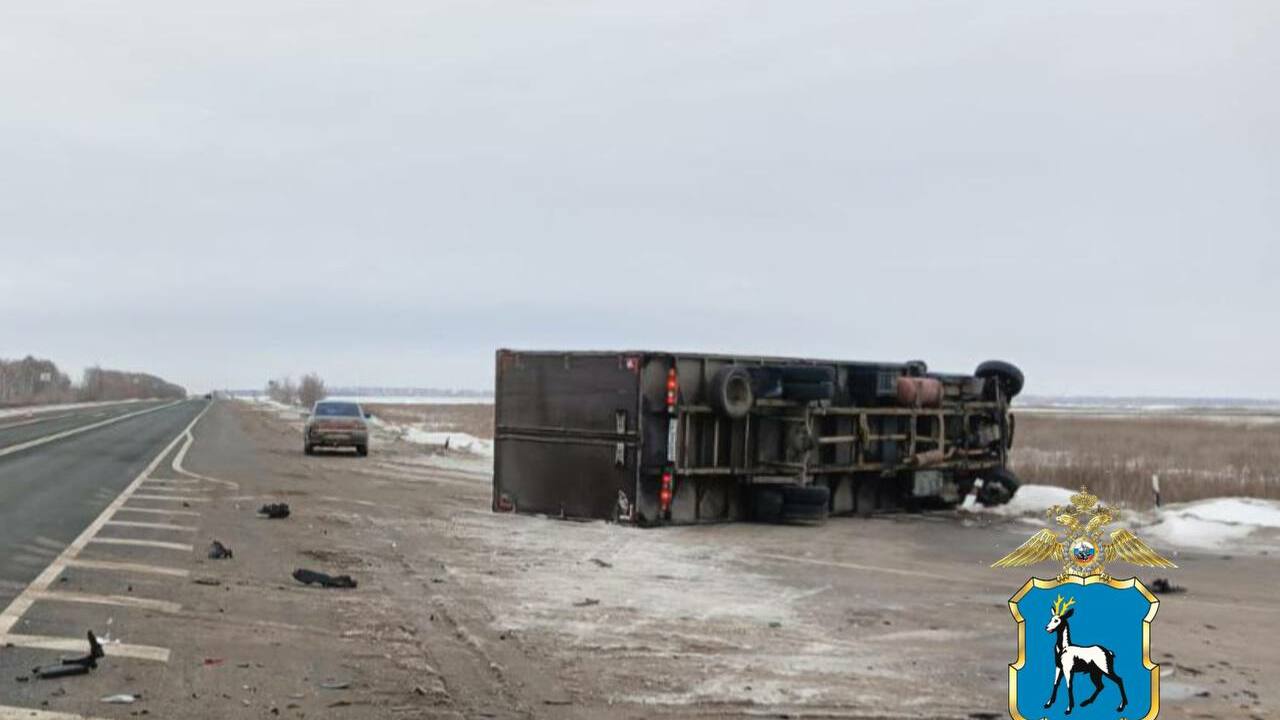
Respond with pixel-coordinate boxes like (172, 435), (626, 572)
(964, 484), (1076, 517)
(401, 428), (493, 456)
(1142, 497), (1280, 549)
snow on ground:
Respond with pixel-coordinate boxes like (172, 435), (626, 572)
(961, 483), (1075, 516)
(1143, 497), (1280, 549)
(399, 428), (493, 456)
(969, 483), (1280, 551)
(327, 395), (493, 405)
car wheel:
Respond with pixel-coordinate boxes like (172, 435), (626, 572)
(355, 444), (368, 457)
(304, 443), (314, 456)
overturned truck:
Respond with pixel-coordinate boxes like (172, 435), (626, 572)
(493, 350), (1023, 526)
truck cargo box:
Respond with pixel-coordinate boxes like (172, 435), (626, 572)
(493, 350), (1022, 526)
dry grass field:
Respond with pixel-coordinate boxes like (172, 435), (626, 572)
(363, 402), (494, 438)
(1009, 410), (1280, 508)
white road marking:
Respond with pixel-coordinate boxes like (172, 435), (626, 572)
(134, 485), (209, 493)
(105, 520), (197, 532)
(0, 401), (182, 459)
(0, 402), (209, 643)
(0, 633), (170, 662)
(89, 538), (193, 552)
(129, 494), (209, 502)
(64, 558), (189, 578)
(115, 506), (201, 517)
(29, 589), (181, 613)
(0, 705), (109, 720)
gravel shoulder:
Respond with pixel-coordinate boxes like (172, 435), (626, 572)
(49, 399), (1271, 719)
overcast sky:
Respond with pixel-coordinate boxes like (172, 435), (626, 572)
(1, 1), (1276, 396)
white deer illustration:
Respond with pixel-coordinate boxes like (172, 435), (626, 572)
(1043, 594), (1128, 715)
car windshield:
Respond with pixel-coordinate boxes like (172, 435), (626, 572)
(314, 402), (361, 417)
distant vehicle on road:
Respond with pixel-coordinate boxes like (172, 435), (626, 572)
(494, 350), (1024, 526)
(304, 401), (369, 456)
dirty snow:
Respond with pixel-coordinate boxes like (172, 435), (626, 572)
(400, 428), (493, 456)
(962, 484), (1075, 517)
(1142, 497), (1280, 549)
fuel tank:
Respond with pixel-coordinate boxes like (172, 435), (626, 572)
(896, 376), (943, 407)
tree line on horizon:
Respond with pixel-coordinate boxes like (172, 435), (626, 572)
(0, 356), (186, 407)
(266, 373), (327, 408)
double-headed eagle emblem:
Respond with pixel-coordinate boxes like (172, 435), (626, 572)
(992, 486), (1175, 578)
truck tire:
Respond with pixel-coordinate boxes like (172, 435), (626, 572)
(978, 467), (1020, 506)
(751, 487), (784, 522)
(304, 443), (314, 456)
(976, 360), (1024, 399)
(778, 366), (835, 384)
(783, 381), (835, 402)
(356, 444), (369, 457)
(709, 366), (754, 419)
(780, 485), (830, 524)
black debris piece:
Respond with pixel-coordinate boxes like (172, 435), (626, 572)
(1150, 578), (1186, 594)
(292, 568), (357, 589)
(208, 541), (234, 560)
(32, 631), (104, 679)
(258, 503), (291, 519)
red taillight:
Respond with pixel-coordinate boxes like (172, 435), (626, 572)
(659, 471), (673, 512)
(665, 368), (677, 409)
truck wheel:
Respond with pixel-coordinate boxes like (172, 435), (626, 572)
(976, 360), (1024, 399)
(778, 366), (835, 384)
(709, 366), (754, 419)
(751, 487), (784, 522)
(780, 485), (830, 524)
(978, 467), (1020, 506)
(355, 444), (369, 457)
(783, 381), (835, 402)
(304, 443), (314, 456)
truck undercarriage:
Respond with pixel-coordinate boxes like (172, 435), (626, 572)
(493, 350), (1023, 526)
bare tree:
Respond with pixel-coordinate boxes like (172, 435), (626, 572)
(266, 376), (299, 405)
(298, 373), (327, 408)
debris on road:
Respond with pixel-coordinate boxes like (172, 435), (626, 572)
(208, 540), (234, 560)
(193, 577), (222, 586)
(259, 502), (291, 519)
(1151, 577), (1186, 594)
(203, 658), (225, 667)
(572, 598), (600, 607)
(292, 568), (358, 588)
(319, 680), (351, 690)
(589, 558), (612, 568)
(31, 631), (105, 679)
(101, 693), (140, 704)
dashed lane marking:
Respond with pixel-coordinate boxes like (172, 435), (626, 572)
(29, 589), (181, 613)
(0, 633), (170, 662)
(105, 520), (197, 532)
(0, 705), (109, 720)
(64, 558), (189, 578)
(115, 506), (201, 517)
(129, 494), (209, 502)
(0, 401), (211, 669)
(0, 401), (182, 459)
(88, 537), (193, 552)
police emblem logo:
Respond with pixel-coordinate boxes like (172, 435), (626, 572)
(993, 487), (1176, 719)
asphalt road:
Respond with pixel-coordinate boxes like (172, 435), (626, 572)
(0, 400), (206, 610)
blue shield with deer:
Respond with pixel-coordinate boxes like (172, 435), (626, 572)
(1009, 577), (1159, 720)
